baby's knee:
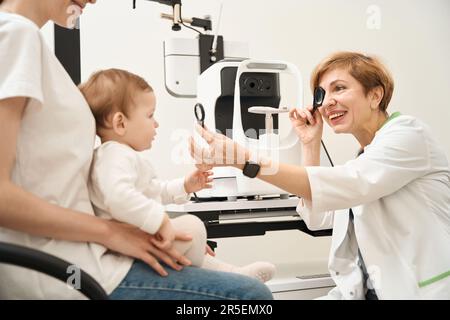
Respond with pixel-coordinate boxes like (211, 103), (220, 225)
(173, 215), (207, 242)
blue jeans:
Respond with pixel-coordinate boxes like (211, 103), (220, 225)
(109, 260), (273, 300)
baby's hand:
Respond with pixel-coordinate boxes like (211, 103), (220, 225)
(152, 214), (176, 250)
(184, 170), (213, 194)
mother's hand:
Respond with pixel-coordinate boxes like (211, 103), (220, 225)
(289, 105), (323, 145)
(101, 220), (192, 277)
(189, 124), (250, 170)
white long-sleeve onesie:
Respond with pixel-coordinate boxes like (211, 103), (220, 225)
(88, 141), (277, 279)
(88, 141), (191, 235)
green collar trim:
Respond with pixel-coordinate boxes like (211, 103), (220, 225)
(381, 111), (401, 128)
(419, 269), (450, 288)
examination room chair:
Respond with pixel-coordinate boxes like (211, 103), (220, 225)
(0, 241), (108, 299)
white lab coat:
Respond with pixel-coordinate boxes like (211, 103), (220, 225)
(297, 115), (450, 299)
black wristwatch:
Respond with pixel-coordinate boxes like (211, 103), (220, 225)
(242, 160), (261, 178)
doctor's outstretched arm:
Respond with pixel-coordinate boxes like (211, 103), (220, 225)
(189, 106), (324, 201)
(190, 124), (313, 202)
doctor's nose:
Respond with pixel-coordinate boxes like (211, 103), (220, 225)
(322, 95), (337, 109)
(154, 120), (159, 128)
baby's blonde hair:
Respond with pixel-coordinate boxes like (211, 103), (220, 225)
(79, 68), (153, 130)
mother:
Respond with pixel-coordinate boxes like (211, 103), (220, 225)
(192, 51), (450, 299)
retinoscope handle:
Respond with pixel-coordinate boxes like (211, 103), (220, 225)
(194, 103), (205, 128)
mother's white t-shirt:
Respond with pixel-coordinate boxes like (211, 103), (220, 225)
(0, 12), (133, 299)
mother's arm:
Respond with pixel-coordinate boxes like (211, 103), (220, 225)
(0, 97), (190, 276)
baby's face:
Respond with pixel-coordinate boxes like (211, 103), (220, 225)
(125, 91), (159, 151)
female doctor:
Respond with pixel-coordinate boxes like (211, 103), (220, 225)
(0, 0), (272, 299)
(191, 51), (450, 299)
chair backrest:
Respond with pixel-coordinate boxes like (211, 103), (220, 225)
(0, 241), (108, 299)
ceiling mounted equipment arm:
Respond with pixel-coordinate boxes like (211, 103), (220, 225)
(133, 0), (182, 31)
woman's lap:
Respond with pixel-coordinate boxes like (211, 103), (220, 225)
(109, 260), (273, 300)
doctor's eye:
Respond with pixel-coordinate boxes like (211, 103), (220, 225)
(335, 85), (346, 92)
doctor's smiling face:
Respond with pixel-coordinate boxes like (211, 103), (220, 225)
(318, 68), (383, 136)
(311, 52), (394, 147)
(319, 68), (371, 134)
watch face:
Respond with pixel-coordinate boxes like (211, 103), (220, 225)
(243, 162), (260, 178)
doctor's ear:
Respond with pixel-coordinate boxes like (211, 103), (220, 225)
(111, 112), (127, 136)
(369, 86), (384, 110)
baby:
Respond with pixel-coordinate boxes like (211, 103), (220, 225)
(79, 68), (275, 282)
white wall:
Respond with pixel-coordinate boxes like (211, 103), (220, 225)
(59, 0), (450, 272)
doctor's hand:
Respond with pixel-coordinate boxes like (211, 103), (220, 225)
(184, 169), (214, 193)
(101, 220), (192, 277)
(289, 105), (323, 145)
(189, 124), (250, 170)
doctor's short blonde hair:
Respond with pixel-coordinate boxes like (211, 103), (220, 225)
(310, 51), (394, 112)
(79, 68), (153, 130)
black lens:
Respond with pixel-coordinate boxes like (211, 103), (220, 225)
(313, 87), (326, 107)
(194, 103), (205, 121)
